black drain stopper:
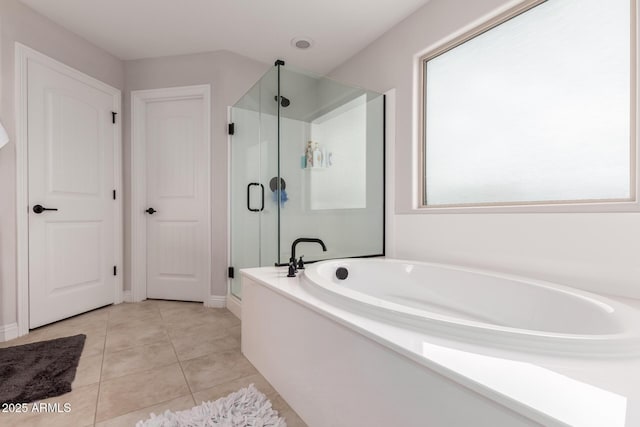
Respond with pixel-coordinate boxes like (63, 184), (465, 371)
(336, 267), (349, 280)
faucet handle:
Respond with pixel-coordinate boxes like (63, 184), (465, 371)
(297, 255), (305, 270)
(287, 261), (297, 277)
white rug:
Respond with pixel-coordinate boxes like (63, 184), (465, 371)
(136, 384), (287, 427)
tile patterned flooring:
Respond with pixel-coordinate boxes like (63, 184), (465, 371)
(0, 300), (306, 427)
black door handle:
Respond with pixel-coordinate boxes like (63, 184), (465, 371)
(145, 207), (157, 214)
(247, 183), (265, 212)
(33, 204), (58, 214)
(258, 183), (264, 212)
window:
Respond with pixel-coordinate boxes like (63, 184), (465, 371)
(421, 0), (635, 208)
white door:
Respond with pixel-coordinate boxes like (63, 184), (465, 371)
(28, 58), (118, 328)
(145, 96), (210, 301)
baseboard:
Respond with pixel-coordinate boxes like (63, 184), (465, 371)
(226, 293), (241, 319)
(0, 323), (19, 342)
(204, 295), (227, 308)
(123, 290), (133, 303)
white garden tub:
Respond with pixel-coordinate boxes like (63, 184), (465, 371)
(302, 258), (640, 357)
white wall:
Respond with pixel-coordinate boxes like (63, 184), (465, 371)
(123, 51), (268, 297)
(310, 96), (367, 210)
(0, 0), (125, 328)
(329, 0), (640, 298)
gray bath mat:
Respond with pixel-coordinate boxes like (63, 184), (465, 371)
(0, 334), (86, 404)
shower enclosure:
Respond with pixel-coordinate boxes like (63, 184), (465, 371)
(229, 60), (385, 299)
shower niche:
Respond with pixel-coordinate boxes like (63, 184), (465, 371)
(229, 60), (384, 299)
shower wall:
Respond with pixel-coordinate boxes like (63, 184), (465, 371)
(279, 98), (384, 263)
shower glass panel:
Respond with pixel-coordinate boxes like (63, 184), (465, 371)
(278, 65), (384, 263)
(230, 61), (384, 299)
(230, 67), (278, 298)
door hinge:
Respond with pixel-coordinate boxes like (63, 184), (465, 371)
(228, 123), (235, 135)
(111, 111), (117, 124)
(113, 265), (117, 276)
(113, 189), (116, 200)
(228, 267), (235, 278)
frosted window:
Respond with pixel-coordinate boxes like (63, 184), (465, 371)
(424, 0), (632, 206)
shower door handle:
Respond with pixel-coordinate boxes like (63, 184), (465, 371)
(247, 183), (264, 212)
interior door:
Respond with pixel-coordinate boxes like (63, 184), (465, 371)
(28, 58), (117, 329)
(145, 96), (209, 301)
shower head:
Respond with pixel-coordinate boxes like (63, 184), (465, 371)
(274, 95), (291, 108)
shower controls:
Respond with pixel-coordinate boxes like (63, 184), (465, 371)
(145, 207), (157, 214)
(269, 177), (286, 192)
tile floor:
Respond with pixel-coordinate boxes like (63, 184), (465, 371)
(0, 300), (306, 427)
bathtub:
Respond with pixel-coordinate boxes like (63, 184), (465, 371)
(301, 258), (640, 357)
(241, 261), (640, 426)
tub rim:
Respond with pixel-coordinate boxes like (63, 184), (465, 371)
(301, 258), (640, 357)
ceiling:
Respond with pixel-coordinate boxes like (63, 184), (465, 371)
(19, 0), (430, 74)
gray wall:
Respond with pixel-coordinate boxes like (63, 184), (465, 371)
(329, 0), (640, 298)
(0, 0), (125, 327)
(4, 0), (635, 331)
(123, 51), (268, 297)
(0, 2), (268, 329)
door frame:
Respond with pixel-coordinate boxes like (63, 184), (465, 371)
(15, 43), (123, 337)
(225, 105), (241, 318)
(130, 85), (211, 303)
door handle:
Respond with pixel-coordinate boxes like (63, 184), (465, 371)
(259, 183), (264, 212)
(145, 207), (157, 214)
(32, 204), (58, 214)
(247, 183), (264, 212)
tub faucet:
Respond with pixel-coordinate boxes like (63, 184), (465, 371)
(288, 238), (327, 276)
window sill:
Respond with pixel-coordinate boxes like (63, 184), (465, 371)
(411, 200), (640, 214)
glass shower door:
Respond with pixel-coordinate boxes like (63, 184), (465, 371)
(229, 67), (279, 299)
(229, 105), (260, 299)
(277, 66), (385, 263)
